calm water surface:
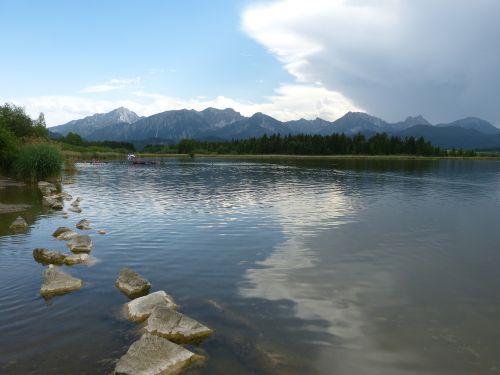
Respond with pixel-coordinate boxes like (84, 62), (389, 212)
(1, 158), (500, 374)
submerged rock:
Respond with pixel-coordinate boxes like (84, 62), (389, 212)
(64, 253), (89, 265)
(97, 229), (107, 235)
(67, 235), (93, 253)
(116, 268), (151, 298)
(126, 291), (177, 322)
(52, 227), (72, 237)
(38, 181), (57, 196)
(114, 333), (200, 375)
(56, 230), (79, 241)
(9, 216), (28, 231)
(42, 196), (63, 210)
(69, 206), (82, 213)
(76, 219), (91, 230)
(145, 305), (213, 343)
(33, 248), (67, 265)
(40, 265), (83, 297)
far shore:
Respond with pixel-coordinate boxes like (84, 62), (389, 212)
(62, 152), (500, 162)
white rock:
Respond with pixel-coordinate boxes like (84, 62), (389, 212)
(67, 235), (92, 253)
(9, 216), (28, 231)
(76, 219), (91, 230)
(126, 291), (177, 322)
(145, 305), (213, 343)
(114, 333), (200, 375)
(116, 268), (151, 297)
(40, 265), (83, 297)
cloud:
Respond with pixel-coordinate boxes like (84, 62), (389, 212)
(243, 0), (500, 124)
(10, 83), (360, 126)
(80, 77), (141, 93)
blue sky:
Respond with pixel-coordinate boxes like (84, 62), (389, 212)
(1, 0), (287, 99)
(1, 0), (499, 126)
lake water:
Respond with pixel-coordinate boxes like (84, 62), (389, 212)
(1, 158), (500, 375)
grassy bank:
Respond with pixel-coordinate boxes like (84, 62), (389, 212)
(1, 104), (62, 181)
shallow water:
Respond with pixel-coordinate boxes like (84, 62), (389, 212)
(1, 158), (500, 374)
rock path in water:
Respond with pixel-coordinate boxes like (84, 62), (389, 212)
(116, 268), (151, 298)
(11, 179), (213, 375)
(40, 264), (83, 297)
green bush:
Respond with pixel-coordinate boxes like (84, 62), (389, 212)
(14, 144), (63, 181)
(0, 125), (19, 172)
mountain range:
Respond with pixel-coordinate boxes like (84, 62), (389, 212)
(50, 107), (500, 150)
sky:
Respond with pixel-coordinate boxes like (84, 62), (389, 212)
(1, 0), (499, 126)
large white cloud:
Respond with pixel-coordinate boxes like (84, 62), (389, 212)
(8, 83), (360, 126)
(243, 0), (500, 124)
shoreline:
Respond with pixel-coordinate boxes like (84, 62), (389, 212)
(136, 153), (500, 161)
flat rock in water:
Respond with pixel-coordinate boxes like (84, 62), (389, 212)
(116, 268), (151, 298)
(145, 305), (213, 343)
(56, 229), (79, 241)
(64, 253), (89, 265)
(52, 227), (72, 237)
(69, 206), (82, 213)
(114, 333), (200, 375)
(126, 291), (177, 322)
(76, 219), (91, 230)
(9, 216), (28, 231)
(38, 181), (57, 196)
(33, 248), (67, 265)
(40, 265), (82, 297)
(42, 196), (63, 209)
(97, 229), (107, 234)
(67, 235), (92, 253)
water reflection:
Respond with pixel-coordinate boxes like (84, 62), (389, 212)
(1, 159), (500, 375)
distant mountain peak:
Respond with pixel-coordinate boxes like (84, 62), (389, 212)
(50, 107), (141, 137)
(404, 115), (430, 126)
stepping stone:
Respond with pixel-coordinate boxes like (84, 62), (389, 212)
(69, 206), (82, 213)
(33, 248), (67, 265)
(67, 235), (92, 253)
(57, 230), (79, 241)
(145, 305), (213, 343)
(9, 216), (28, 231)
(64, 253), (89, 265)
(43, 196), (63, 210)
(52, 227), (72, 237)
(76, 219), (91, 230)
(116, 268), (151, 298)
(38, 181), (57, 196)
(114, 333), (201, 375)
(126, 291), (177, 322)
(40, 265), (82, 297)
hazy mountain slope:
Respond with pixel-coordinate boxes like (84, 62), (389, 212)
(436, 117), (500, 135)
(389, 115), (430, 131)
(50, 107), (141, 137)
(399, 125), (500, 149)
(87, 109), (211, 142)
(285, 118), (331, 134)
(206, 112), (291, 139)
(320, 112), (388, 135)
(51, 107), (500, 149)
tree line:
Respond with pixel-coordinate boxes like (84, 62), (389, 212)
(144, 133), (475, 157)
(58, 132), (136, 152)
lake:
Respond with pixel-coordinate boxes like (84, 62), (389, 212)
(1, 157), (500, 375)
